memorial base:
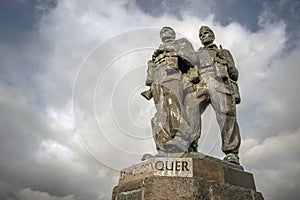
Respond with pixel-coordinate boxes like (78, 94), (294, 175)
(112, 156), (264, 200)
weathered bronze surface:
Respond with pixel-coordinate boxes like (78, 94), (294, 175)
(142, 27), (197, 155)
(142, 26), (242, 165)
(111, 26), (264, 200)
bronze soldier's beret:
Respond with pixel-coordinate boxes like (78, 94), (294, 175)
(199, 26), (215, 38)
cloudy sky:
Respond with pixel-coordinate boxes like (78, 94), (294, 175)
(0, 0), (300, 199)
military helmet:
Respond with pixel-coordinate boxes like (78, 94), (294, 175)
(160, 26), (176, 36)
(160, 26), (176, 41)
(160, 26), (175, 33)
(199, 26), (215, 38)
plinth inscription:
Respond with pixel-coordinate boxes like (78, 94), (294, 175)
(113, 157), (262, 200)
(119, 158), (193, 184)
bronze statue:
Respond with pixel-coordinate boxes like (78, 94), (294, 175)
(142, 26), (241, 165)
(184, 26), (241, 164)
(142, 27), (197, 159)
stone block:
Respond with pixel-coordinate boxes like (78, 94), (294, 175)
(112, 156), (263, 200)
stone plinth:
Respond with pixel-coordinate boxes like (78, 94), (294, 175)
(112, 156), (264, 200)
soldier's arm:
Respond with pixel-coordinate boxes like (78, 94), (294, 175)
(186, 66), (200, 83)
(224, 49), (238, 81)
(141, 60), (155, 100)
(145, 60), (155, 86)
(225, 49), (242, 104)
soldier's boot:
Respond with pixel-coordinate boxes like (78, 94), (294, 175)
(164, 134), (190, 153)
(223, 153), (240, 165)
(141, 150), (168, 161)
(188, 141), (199, 152)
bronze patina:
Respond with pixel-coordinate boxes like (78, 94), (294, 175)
(142, 26), (241, 165)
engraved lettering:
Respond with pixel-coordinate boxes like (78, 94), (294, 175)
(132, 167), (136, 176)
(145, 163), (149, 172)
(166, 161), (174, 170)
(175, 161), (181, 171)
(155, 161), (164, 170)
(140, 164), (145, 174)
(182, 161), (189, 171)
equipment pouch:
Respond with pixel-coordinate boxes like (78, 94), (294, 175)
(231, 80), (241, 104)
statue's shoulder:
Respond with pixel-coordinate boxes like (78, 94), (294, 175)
(218, 45), (234, 59)
(197, 47), (204, 52)
(176, 37), (190, 43)
(175, 38), (193, 47)
(217, 45), (232, 53)
(174, 38), (195, 55)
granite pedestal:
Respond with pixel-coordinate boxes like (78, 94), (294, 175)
(112, 156), (264, 200)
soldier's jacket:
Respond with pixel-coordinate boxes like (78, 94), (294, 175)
(145, 38), (197, 86)
(197, 44), (241, 104)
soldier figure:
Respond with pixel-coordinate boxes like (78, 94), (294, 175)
(142, 27), (196, 158)
(184, 26), (241, 164)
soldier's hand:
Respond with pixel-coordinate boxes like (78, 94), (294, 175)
(159, 43), (176, 52)
(187, 66), (200, 83)
(152, 49), (161, 58)
(217, 49), (228, 60)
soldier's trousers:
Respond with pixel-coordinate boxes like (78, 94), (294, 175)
(184, 86), (241, 154)
(151, 79), (192, 151)
(151, 80), (182, 150)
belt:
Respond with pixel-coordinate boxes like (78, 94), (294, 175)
(199, 65), (215, 74)
(154, 51), (177, 63)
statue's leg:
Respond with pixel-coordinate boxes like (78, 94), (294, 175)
(188, 80), (211, 152)
(184, 91), (201, 152)
(161, 79), (194, 153)
(211, 91), (241, 157)
(164, 79), (193, 134)
(184, 88), (210, 152)
(215, 112), (241, 155)
(151, 83), (172, 152)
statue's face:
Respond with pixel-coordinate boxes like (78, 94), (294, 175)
(199, 30), (214, 45)
(160, 28), (175, 42)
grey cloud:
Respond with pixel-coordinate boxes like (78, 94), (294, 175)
(136, 0), (216, 20)
(0, 82), (117, 199)
(137, 0), (300, 42)
(18, 188), (75, 200)
(136, 0), (262, 31)
(240, 39), (300, 200)
(0, 0), (300, 199)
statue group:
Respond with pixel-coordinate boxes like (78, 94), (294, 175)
(142, 26), (241, 165)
